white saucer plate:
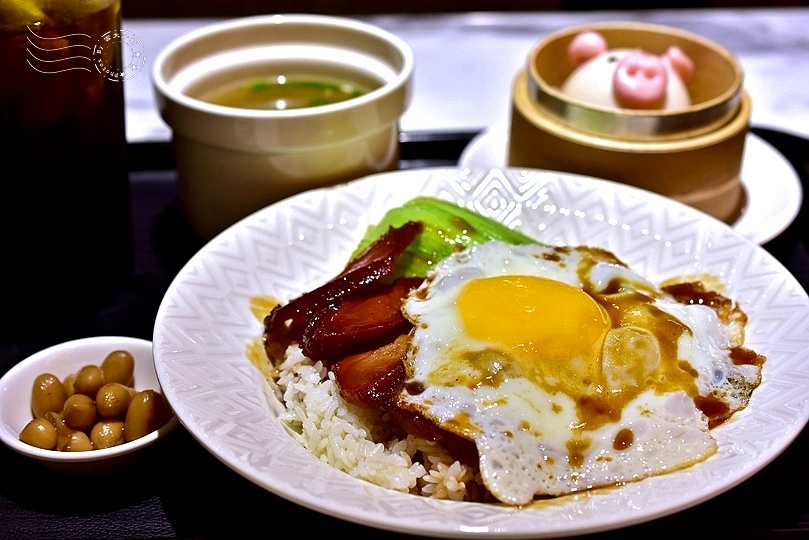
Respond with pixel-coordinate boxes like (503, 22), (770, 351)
(458, 121), (803, 245)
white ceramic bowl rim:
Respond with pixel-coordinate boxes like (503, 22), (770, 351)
(152, 14), (414, 122)
(0, 336), (178, 465)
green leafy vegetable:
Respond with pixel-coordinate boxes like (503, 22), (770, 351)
(351, 197), (543, 278)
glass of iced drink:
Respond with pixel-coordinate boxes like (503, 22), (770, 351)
(0, 0), (132, 336)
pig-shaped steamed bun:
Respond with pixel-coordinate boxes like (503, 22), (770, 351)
(561, 30), (694, 110)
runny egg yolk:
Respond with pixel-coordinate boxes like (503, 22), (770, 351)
(456, 275), (613, 405)
(457, 275), (610, 364)
(447, 272), (701, 432)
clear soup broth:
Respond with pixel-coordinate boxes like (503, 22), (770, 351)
(200, 75), (375, 110)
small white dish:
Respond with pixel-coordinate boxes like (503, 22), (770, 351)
(0, 336), (179, 473)
(458, 121), (802, 245)
(153, 167), (809, 538)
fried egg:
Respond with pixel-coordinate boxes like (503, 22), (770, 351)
(398, 241), (763, 506)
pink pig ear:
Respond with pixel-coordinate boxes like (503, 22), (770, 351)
(567, 31), (608, 67)
(664, 45), (695, 82)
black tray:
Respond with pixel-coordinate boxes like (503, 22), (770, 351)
(2, 127), (808, 540)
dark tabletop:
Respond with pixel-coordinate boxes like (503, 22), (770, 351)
(2, 127), (808, 540)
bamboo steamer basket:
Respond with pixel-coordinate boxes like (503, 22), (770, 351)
(508, 22), (748, 223)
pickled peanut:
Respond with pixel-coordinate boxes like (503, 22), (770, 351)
(90, 420), (125, 449)
(62, 394), (97, 432)
(124, 390), (171, 442)
(31, 373), (68, 419)
(100, 350), (135, 386)
(63, 373), (76, 397)
(72, 364), (106, 396)
(19, 417), (58, 450)
(62, 431), (93, 452)
(95, 383), (131, 418)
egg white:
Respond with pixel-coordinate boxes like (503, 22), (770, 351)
(397, 241), (761, 505)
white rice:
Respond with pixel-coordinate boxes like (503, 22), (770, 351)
(271, 346), (485, 501)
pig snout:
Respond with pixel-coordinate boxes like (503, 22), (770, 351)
(612, 51), (669, 109)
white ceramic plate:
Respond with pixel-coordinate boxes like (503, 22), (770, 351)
(458, 121), (803, 246)
(153, 167), (809, 538)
